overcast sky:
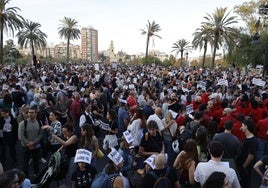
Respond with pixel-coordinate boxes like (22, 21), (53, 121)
(8, 0), (247, 57)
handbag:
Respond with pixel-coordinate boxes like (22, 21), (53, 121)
(97, 149), (104, 158)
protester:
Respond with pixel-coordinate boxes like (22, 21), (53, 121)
(142, 153), (180, 188)
(79, 123), (99, 167)
(173, 139), (199, 187)
(18, 105), (43, 178)
(194, 140), (241, 188)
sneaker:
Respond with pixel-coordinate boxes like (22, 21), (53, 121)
(28, 158), (32, 165)
(40, 158), (47, 164)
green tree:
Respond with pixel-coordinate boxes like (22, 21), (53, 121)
(171, 39), (191, 67)
(202, 7), (239, 68)
(16, 19), (47, 65)
(58, 17), (80, 64)
(192, 24), (213, 67)
(0, 0), (23, 64)
(141, 20), (162, 64)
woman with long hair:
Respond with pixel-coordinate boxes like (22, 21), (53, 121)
(173, 139), (199, 187)
(45, 110), (62, 154)
(80, 123), (99, 167)
(51, 123), (78, 187)
(103, 109), (118, 153)
(195, 126), (208, 162)
(127, 108), (146, 154)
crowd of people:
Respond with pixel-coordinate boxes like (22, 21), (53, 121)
(0, 62), (267, 188)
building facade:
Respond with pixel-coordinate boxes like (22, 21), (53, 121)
(81, 27), (98, 62)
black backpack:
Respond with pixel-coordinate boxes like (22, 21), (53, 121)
(149, 167), (172, 188)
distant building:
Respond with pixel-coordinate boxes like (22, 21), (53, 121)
(108, 41), (117, 62)
(81, 27), (98, 62)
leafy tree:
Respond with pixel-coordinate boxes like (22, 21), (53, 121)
(16, 19), (47, 65)
(3, 39), (20, 63)
(202, 7), (239, 68)
(58, 17), (80, 64)
(141, 20), (161, 64)
(171, 39), (191, 66)
(234, 0), (267, 34)
(0, 0), (23, 64)
(192, 24), (213, 67)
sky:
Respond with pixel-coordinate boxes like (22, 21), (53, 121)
(8, 0), (247, 57)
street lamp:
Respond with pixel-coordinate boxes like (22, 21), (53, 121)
(185, 51), (189, 67)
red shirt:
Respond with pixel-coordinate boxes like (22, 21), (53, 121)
(201, 93), (209, 104)
(71, 99), (82, 119)
(218, 115), (236, 132)
(251, 107), (266, 124)
(256, 117), (268, 140)
(232, 121), (245, 142)
(176, 115), (185, 127)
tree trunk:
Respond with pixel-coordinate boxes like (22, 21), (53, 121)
(211, 36), (219, 69)
(31, 40), (35, 65)
(145, 34), (150, 64)
(180, 50), (183, 67)
(202, 40), (207, 67)
(0, 24), (3, 64)
(67, 37), (70, 64)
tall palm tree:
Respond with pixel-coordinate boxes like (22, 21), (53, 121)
(58, 17), (80, 64)
(202, 7), (239, 68)
(171, 39), (191, 67)
(192, 24), (213, 67)
(0, 0), (23, 64)
(141, 20), (161, 64)
(16, 19), (47, 65)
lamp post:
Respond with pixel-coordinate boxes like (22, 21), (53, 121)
(185, 51), (189, 67)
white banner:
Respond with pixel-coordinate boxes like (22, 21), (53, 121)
(108, 148), (123, 165)
(74, 149), (92, 164)
(186, 104), (194, 115)
(217, 79), (228, 86)
(252, 78), (266, 87)
(123, 130), (134, 144)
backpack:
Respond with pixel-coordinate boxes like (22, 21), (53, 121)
(149, 167), (172, 188)
(91, 170), (119, 188)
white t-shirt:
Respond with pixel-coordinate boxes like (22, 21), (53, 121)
(194, 160), (241, 188)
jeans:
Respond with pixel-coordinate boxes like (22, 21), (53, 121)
(23, 147), (41, 177)
(256, 138), (268, 161)
(3, 132), (16, 162)
(164, 138), (176, 166)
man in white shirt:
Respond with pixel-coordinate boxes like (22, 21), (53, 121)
(194, 140), (241, 188)
(147, 107), (164, 131)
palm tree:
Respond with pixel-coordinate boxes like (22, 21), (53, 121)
(202, 7), (239, 68)
(192, 24), (213, 67)
(0, 0), (24, 64)
(16, 19), (47, 65)
(171, 39), (191, 66)
(141, 20), (161, 64)
(58, 17), (80, 64)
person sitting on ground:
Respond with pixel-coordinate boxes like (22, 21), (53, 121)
(142, 153), (180, 188)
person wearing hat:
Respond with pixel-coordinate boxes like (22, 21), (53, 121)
(237, 116), (258, 188)
(71, 149), (97, 188)
(95, 148), (126, 188)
